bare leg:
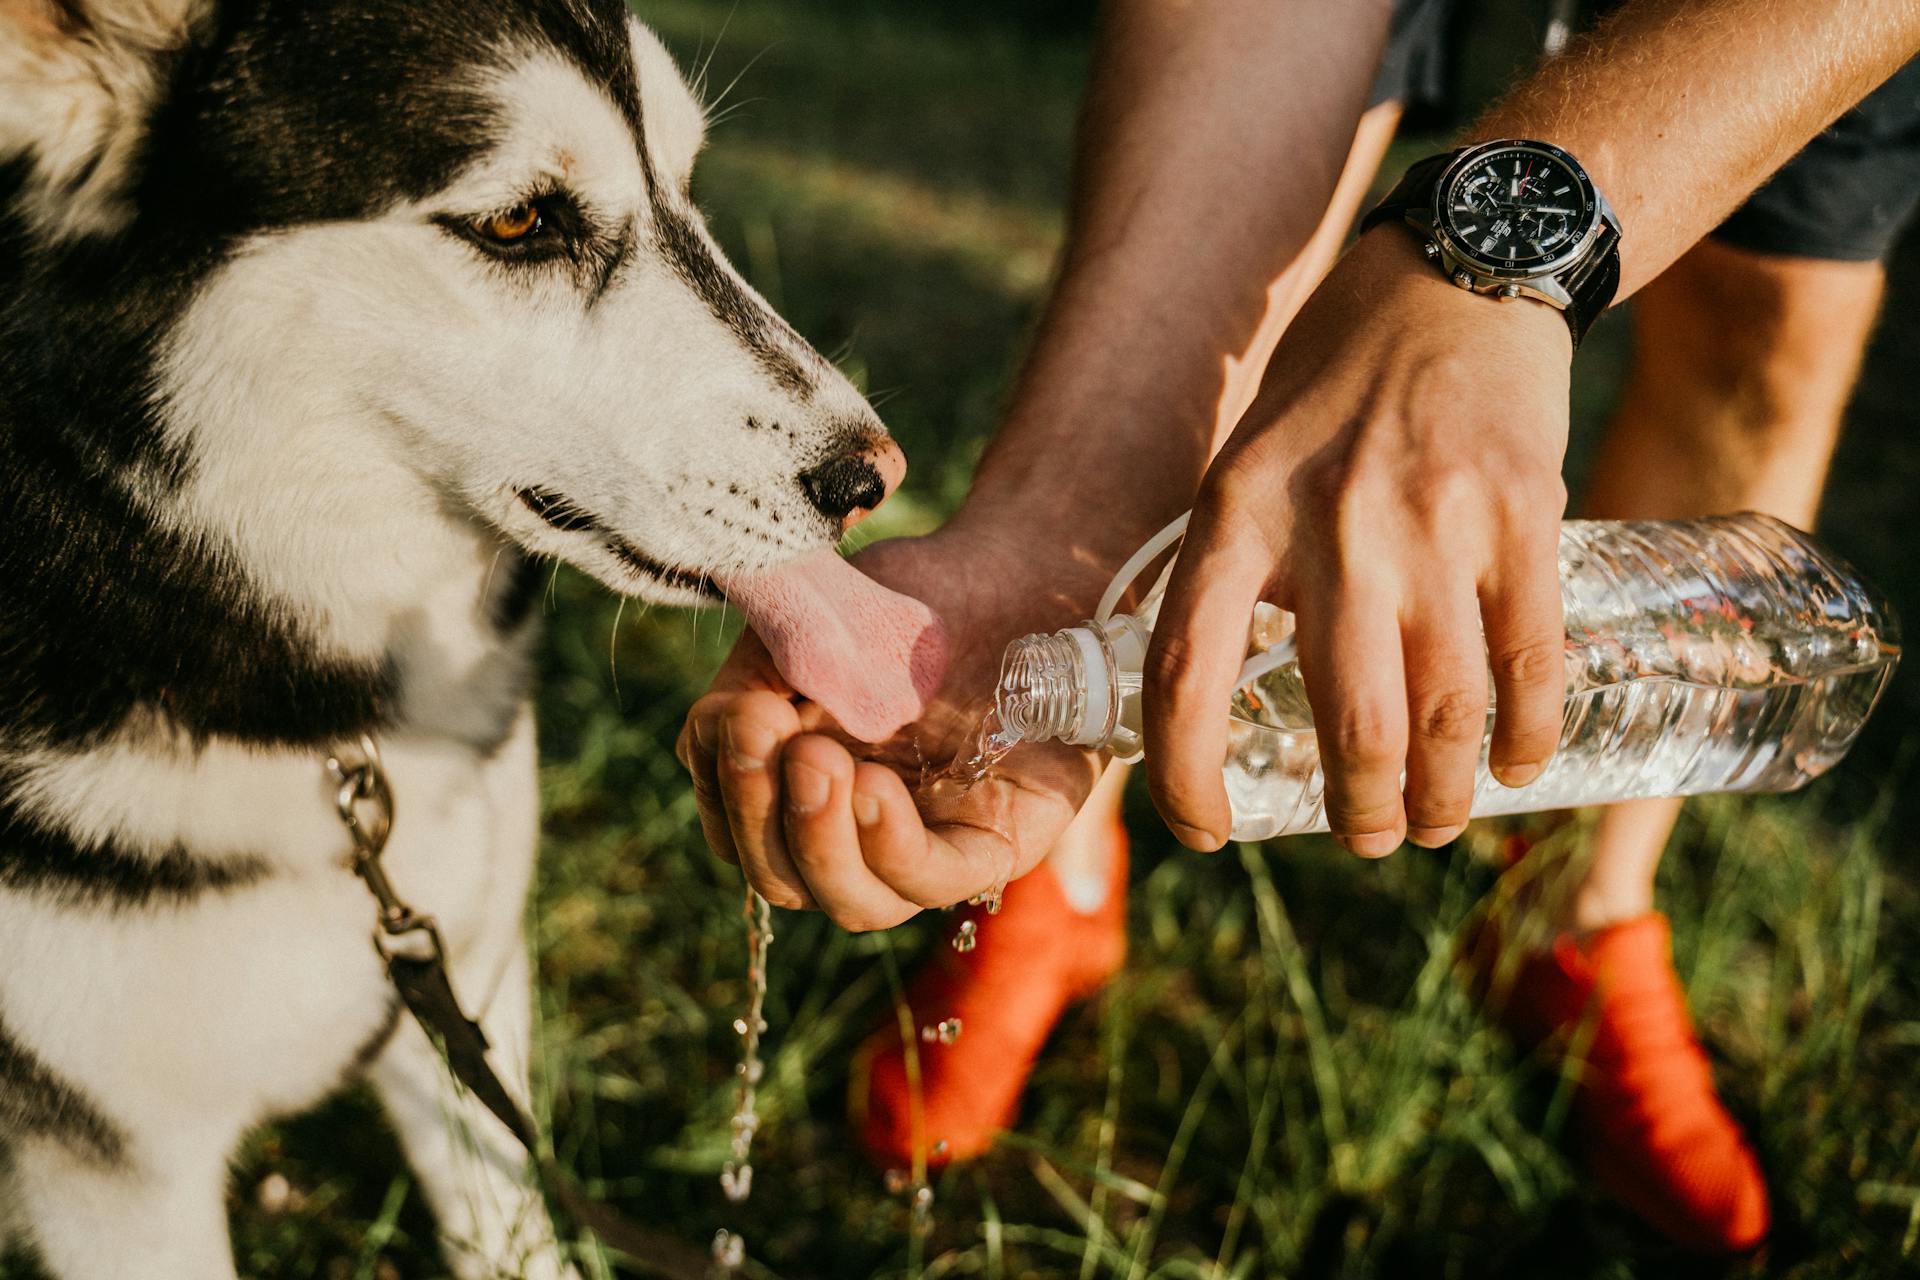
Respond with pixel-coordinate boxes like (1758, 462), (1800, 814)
(1562, 239), (1885, 930)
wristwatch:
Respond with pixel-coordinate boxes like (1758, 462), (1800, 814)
(1361, 138), (1622, 349)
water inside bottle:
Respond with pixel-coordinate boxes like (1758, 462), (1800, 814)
(972, 516), (1899, 844)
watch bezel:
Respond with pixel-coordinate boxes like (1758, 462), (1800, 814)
(1427, 138), (1604, 282)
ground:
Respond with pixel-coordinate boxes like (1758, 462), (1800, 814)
(15, 2), (1920, 1277)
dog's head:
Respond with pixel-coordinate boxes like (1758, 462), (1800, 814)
(1, 0), (900, 608)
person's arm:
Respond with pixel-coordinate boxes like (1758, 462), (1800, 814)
(1491, 0), (1920, 297)
(1142, 0), (1920, 856)
(948, 0), (1394, 559)
(679, 0), (1397, 923)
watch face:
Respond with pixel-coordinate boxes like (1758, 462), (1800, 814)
(1436, 142), (1599, 276)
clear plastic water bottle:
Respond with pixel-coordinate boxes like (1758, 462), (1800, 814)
(988, 513), (1900, 842)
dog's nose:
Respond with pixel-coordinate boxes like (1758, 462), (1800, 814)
(801, 438), (904, 529)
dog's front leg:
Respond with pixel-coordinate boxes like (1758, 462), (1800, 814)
(5, 1137), (239, 1279)
(369, 942), (577, 1280)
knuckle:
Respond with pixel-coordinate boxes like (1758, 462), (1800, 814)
(1144, 631), (1206, 705)
(1323, 702), (1403, 770)
(1411, 687), (1485, 744)
(1418, 467), (1480, 526)
(1492, 638), (1564, 692)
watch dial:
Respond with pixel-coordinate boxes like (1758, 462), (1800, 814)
(1440, 146), (1595, 271)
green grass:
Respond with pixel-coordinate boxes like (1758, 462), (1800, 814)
(29, 3), (1920, 1277)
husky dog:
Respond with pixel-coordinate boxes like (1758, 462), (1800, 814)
(0, 0), (900, 1274)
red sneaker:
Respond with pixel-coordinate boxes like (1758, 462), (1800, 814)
(851, 821), (1129, 1170)
(1491, 913), (1770, 1253)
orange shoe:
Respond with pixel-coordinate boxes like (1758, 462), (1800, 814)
(1492, 914), (1769, 1254)
(852, 821), (1129, 1170)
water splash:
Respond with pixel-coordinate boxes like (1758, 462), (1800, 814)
(921, 701), (1023, 802)
(920, 1018), (962, 1045)
(709, 1230), (745, 1275)
(951, 920), (977, 953)
(715, 889), (773, 1274)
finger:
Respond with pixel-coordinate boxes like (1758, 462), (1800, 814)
(778, 737), (920, 932)
(716, 691), (817, 910)
(1399, 589), (1490, 848)
(858, 763), (1082, 908)
(1141, 501), (1272, 851)
(1294, 574), (1409, 857)
(852, 766), (1005, 907)
(1481, 527), (1566, 787)
(708, 628), (792, 697)
(683, 706), (739, 865)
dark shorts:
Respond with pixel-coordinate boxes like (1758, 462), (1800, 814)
(1372, 0), (1920, 262)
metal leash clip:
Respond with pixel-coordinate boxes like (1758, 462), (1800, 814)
(326, 735), (447, 967)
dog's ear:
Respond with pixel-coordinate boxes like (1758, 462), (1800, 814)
(0, 0), (205, 238)
(629, 20), (706, 193)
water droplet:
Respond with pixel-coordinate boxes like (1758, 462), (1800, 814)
(883, 1167), (910, 1195)
(911, 1183), (936, 1235)
(932, 1139), (950, 1157)
(723, 890), (773, 1209)
(967, 882), (1007, 914)
(711, 1229), (745, 1270)
(952, 920), (978, 953)
(938, 1018), (962, 1044)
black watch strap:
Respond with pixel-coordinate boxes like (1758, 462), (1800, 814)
(1360, 149), (1621, 349)
(1359, 152), (1450, 238)
(1555, 217), (1620, 349)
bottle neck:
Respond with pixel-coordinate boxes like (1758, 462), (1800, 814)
(994, 625), (1114, 747)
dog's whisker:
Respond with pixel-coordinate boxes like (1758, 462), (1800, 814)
(705, 42), (775, 124)
(609, 596), (626, 706)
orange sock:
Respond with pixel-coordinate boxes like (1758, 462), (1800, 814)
(851, 820), (1129, 1170)
(1492, 913), (1769, 1253)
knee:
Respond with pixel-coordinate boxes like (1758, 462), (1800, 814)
(1633, 241), (1883, 441)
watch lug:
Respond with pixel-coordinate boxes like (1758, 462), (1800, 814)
(1523, 276), (1574, 308)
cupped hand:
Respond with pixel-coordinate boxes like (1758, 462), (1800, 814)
(1143, 228), (1574, 856)
(676, 519), (1114, 930)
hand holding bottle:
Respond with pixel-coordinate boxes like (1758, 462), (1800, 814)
(1142, 229), (1576, 855)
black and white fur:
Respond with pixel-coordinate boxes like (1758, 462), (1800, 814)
(0, 0), (896, 1274)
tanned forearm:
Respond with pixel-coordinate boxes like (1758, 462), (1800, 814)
(1472, 0), (1920, 297)
(953, 0), (1393, 568)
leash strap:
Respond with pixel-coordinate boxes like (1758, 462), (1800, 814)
(327, 741), (717, 1280)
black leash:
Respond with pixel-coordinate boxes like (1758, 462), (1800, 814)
(327, 741), (720, 1280)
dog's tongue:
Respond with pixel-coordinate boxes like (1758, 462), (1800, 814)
(719, 551), (950, 743)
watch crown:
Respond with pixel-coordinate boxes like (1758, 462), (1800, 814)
(1499, 284), (1522, 300)
(1451, 269), (1474, 290)
(1422, 240), (1440, 259)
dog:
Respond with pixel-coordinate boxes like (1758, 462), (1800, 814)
(0, 0), (903, 1274)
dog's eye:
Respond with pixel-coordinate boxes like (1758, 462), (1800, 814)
(478, 203), (542, 243)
